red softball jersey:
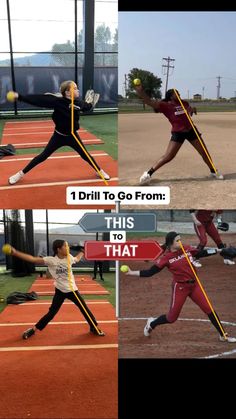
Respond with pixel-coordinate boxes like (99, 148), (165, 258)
(155, 246), (198, 283)
(195, 210), (223, 223)
(158, 100), (193, 132)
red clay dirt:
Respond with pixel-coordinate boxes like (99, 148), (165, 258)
(0, 301), (115, 323)
(29, 275), (110, 295)
(0, 151), (118, 208)
(0, 349), (117, 419)
(2, 121), (103, 148)
(0, 297), (118, 418)
(29, 284), (110, 296)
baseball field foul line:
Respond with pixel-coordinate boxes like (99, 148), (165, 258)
(66, 242), (103, 336)
(174, 89), (218, 175)
(0, 344), (118, 352)
(70, 86), (108, 186)
(119, 317), (236, 327)
(178, 240), (226, 338)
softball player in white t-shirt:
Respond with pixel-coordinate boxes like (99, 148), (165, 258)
(10, 239), (105, 339)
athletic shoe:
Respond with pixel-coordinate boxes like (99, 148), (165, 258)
(96, 169), (110, 180)
(8, 170), (24, 185)
(90, 327), (105, 336)
(192, 260), (202, 268)
(140, 171), (151, 185)
(22, 328), (35, 340)
(224, 259), (235, 265)
(144, 317), (155, 337)
(210, 171), (224, 180)
(219, 333), (236, 343)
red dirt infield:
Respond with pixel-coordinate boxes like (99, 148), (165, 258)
(0, 294), (117, 418)
(0, 151), (118, 208)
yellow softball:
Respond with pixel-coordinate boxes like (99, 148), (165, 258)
(120, 265), (129, 273)
(2, 244), (12, 255)
(6, 91), (16, 102)
(133, 78), (141, 86)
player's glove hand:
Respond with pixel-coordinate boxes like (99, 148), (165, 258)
(217, 222), (229, 232)
(92, 93), (100, 108)
(70, 244), (85, 252)
(134, 84), (143, 93)
(85, 89), (95, 104)
(220, 246), (236, 259)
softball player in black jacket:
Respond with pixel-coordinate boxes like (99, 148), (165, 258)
(8, 81), (110, 184)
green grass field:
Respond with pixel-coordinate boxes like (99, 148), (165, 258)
(0, 114), (117, 160)
(0, 271), (115, 313)
(127, 231), (193, 239)
(126, 231), (164, 239)
(119, 103), (236, 113)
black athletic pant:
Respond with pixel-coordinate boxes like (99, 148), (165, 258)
(22, 131), (100, 174)
(35, 287), (98, 331)
(93, 261), (104, 280)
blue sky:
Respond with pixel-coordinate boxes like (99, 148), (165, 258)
(119, 12), (236, 99)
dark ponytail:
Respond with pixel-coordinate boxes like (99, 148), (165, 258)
(164, 231), (179, 249)
(161, 244), (167, 252)
(52, 240), (65, 256)
(163, 89), (180, 102)
(163, 89), (174, 102)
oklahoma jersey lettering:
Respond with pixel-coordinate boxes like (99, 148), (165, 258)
(155, 245), (198, 282)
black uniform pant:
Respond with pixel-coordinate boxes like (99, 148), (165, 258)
(22, 131), (100, 174)
(35, 287), (98, 331)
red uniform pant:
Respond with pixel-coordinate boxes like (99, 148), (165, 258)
(167, 281), (211, 323)
(194, 221), (223, 248)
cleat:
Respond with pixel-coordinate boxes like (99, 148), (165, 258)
(224, 259), (235, 265)
(140, 171), (151, 185)
(219, 333), (236, 343)
(144, 317), (154, 337)
(96, 169), (110, 180)
(22, 328), (35, 340)
(90, 327), (105, 336)
(8, 170), (24, 185)
(210, 171), (224, 180)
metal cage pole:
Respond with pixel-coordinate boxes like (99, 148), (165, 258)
(46, 210), (50, 256)
(83, 0), (95, 95)
(6, 0), (17, 115)
(74, 0), (78, 85)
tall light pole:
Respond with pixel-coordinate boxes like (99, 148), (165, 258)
(162, 56), (175, 94)
(216, 76), (222, 99)
(124, 73), (128, 98)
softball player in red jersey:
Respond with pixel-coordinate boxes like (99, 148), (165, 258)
(125, 232), (236, 343)
(190, 210), (235, 266)
(134, 86), (223, 184)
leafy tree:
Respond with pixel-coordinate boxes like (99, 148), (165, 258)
(95, 24), (112, 52)
(51, 25), (118, 67)
(127, 68), (162, 99)
(113, 28), (118, 52)
(51, 34), (83, 67)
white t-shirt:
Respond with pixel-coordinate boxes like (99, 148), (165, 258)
(43, 254), (79, 293)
